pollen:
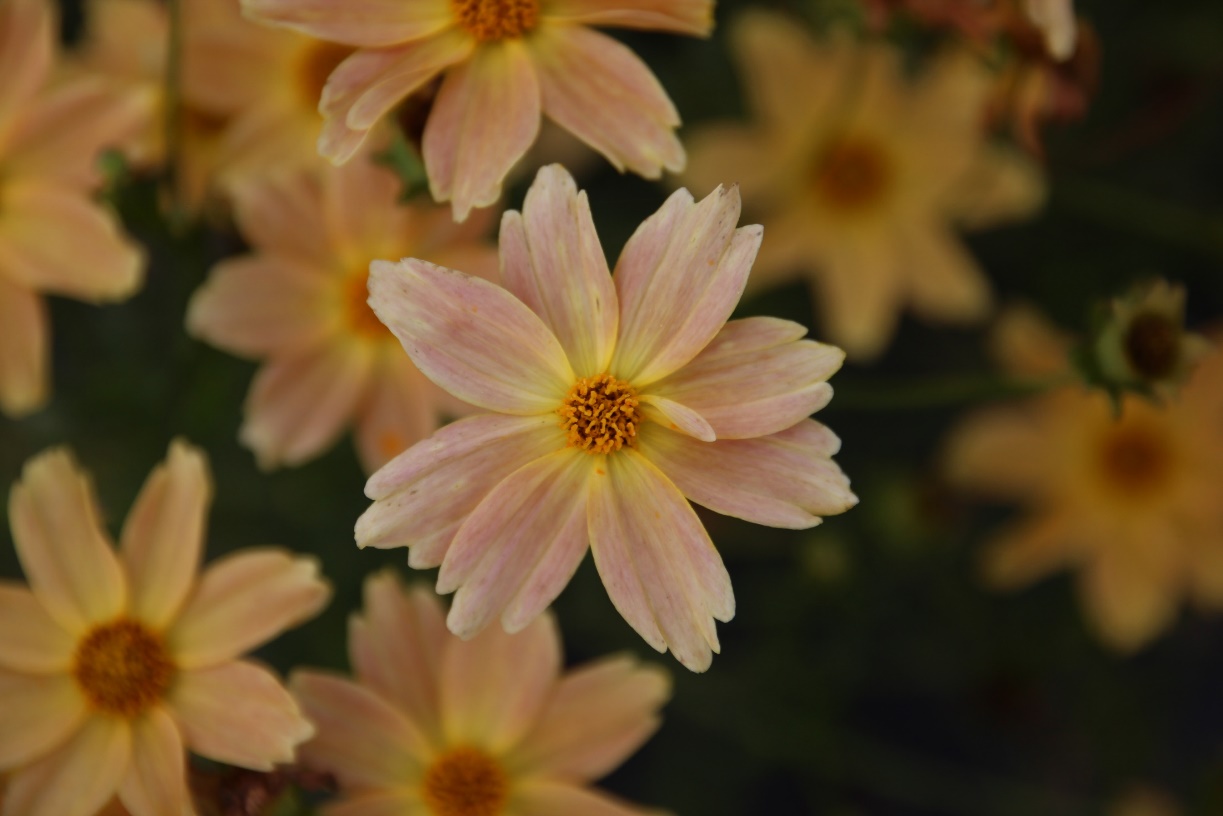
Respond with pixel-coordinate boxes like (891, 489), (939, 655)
(810, 135), (893, 215)
(421, 746), (509, 816)
(452, 0), (539, 42)
(559, 374), (642, 455)
(73, 619), (175, 717)
(1123, 311), (1180, 381)
(344, 270), (390, 340)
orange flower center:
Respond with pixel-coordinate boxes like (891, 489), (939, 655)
(1096, 422), (1174, 499)
(1123, 311), (1180, 380)
(810, 135), (893, 215)
(452, 0), (539, 42)
(421, 746), (509, 816)
(73, 620), (175, 717)
(559, 374), (642, 455)
(345, 270), (391, 340)
(298, 41), (354, 108)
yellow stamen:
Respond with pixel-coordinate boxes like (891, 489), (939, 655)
(73, 619), (175, 717)
(559, 374), (642, 455)
(298, 41), (354, 107)
(810, 135), (893, 215)
(452, 0), (539, 42)
(421, 746), (509, 816)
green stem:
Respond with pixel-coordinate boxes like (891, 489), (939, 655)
(829, 374), (1073, 411)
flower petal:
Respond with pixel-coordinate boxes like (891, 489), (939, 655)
(500, 164), (617, 378)
(588, 451), (733, 672)
(241, 0), (453, 48)
(169, 549), (330, 669)
(979, 511), (1078, 591)
(640, 420), (856, 530)
(514, 653), (670, 781)
(227, 172), (332, 266)
(116, 707), (189, 816)
(543, 0), (711, 35)
(0, 582), (75, 672)
(1080, 526), (1180, 653)
(8, 447), (126, 633)
(353, 352), (442, 474)
(514, 780), (656, 816)
(423, 41), (541, 222)
(0, 275), (47, 418)
(899, 220), (992, 324)
(439, 449), (592, 637)
(649, 317), (844, 439)
(322, 794), (427, 816)
(942, 405), (1054, 501)
(811, 235), (902, 361)
(3, 715), (131, 816)
(610, 185), (761, 386)
(0, 669), (87, 769)
(533, 26), (683, 179)
(638, 395), (715, 442)
(947, 145), (1046, 230)
(0, 0), (51, 139)
(368, 259), (573, 413)
(169, 660), (313, 771)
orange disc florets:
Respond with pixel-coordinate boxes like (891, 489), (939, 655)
(73, 619), (175, 717)
(559, 374), (642, 455)
(452, 0), (539, 42)
(422, 746), (509, 816)
(1096, 421), (1174, 500)
(810, 135), (894, 214)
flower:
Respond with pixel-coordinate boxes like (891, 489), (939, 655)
(0, 0), (145, 418)
(0, 440), (331, 816)
(292, 570), (671, 816)
(241, 0), (709, 221)
(1024, 0), (1077, 60)
(682, 13), (1046, 360)
(188, 153), (498, 472)
(943, 308), (1223, 651)
(357, 164), (856, 671)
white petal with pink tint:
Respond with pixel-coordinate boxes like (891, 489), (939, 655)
(0, 669), (86, 769)
(116, 707), (188, 816)
(543, 0), (712, 35)
(639, 394), (715, 442)
(369, 259), (573, 413)
(3, 714), (131, 816)
(242, 0), (453, 48)
(170, 548), (330, 669)
(170, 660), (313, 771)
(0, 583), (74, 672)
(0, 274), (47, 417)
(500, 164), (616, 377)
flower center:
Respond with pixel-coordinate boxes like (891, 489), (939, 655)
(422, 746), (508, 816)
(559, 374), (642, 455)
(1123, 311), (1180, 381)
(298, 40), (354, 108)
(345, 270), (390, 340)
(1096, 422), (1173, 499)
(452, 0), (539, 42)
(810, 135), (893, 215)
(73, 620), (175, 717)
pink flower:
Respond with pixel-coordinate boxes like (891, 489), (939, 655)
(357, 164), (857, 671)
(241, 0), (709, 221)
(0, 440), (331, 816)
(293, 570), (671, 816)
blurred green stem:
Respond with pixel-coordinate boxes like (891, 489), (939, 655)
(830, 374), (1072, 411)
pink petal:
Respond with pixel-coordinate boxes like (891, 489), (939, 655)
(0, 582), (75, 672)
(116, 707), (189, 816)
(8, 447), (126, 633)
(610, 185), (761, 386)
(353, 352), (441, 474)
(241, 0), (453, 48)
(440, 613), (560, 752)
(514, 780), (656, 816)
(356, 413), (561, 567)
(0, 0), (52, 138)
(322, 794), (425, 816)
(291, 670), (430, 789)
(640, 420), (857, 530)
(0, 276), (47, 418)
(544, 0), (712, 34)
(439, 450), (592, 637)
(588, 451), (732, 672)
(500, 164), (617, 377)
(638, 395), (715, 442)
(228, 172), (333, 266)
(515, 654), (670, 781)
(3, 715), (131, 816)
(170, 660), (313, 771)
(0, 669), (87, 769)
(423, 41), (541, 222)
(169, 549), (329, 669)
(648, 316), (844, 439)
(368, 259), (573, 413)
(533, 27), (683, 179)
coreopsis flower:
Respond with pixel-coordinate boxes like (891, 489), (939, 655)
(0, 440), (331, 816)
(357, 164), (856, 671)
(187, 153), (498, 472)
(683, 13), (1045, 360)
(293, 570), (671, 816)
(943, 309), (1223, 651)
(242, 0), (707, 221)
(0, 0), (144, 418)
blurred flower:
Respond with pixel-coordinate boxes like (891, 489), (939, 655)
(943, 308), (1223, 651)
(0, 0), (145, 418)
(1024, 0), (1077, 60)
(1108, 786), (1180, 816)
(242, 0), (709, 221)
(293, 570), (671, 816)
(0, 440), (331, 816)
(188, 153), (497, 472)
(683, 13), (1044, 360)
(358, 164), (855, 671)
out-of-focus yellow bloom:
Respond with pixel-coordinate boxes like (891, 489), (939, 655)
(1108, 786), (1179, 816)
(683, 12), (1045, 360)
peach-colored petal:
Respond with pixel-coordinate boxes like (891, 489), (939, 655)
(899, 220), (992, 324)
(649, 316), (843, 439)
(532, 26), (683, 179)
(322, 794), (426, 816)
(440, 450), (591, 638)
(356, 414), (560, 566)
(320, 150), (406, 264)
(514, 780), (655, 816)
(440, 613), (560, 752)
(0, 0), (52, 143)
(943, 405), (1054, 501)
(423, 41), (540, 221)
(170, 659), (313, 771)
(681, 124), (786, 204)
(641, 420), (857, 530)
(3, 714), (131, 816)
(980, 511), (1078, 590)
(241, 0), (453, 48)
(228, 172), (332, 266)
(240, 343), (376, 470)
(0, 582), (75, 672)
(500, 164), (616, 378)
(368, 259), (573, 413)
(0, 275), (47, 418)
(543, 0), (712, 35)
(813, 235), (902, 361)
(610, 185), (761, 385)
(515, 654), (670, 781)
(170, 549), (330, 669)
(0, 669), (87, 769)
(116, 707), (188, 816)
(947, 146), (1047, 230)
(119, 440), (210, 630)
(353, 353), (440, 474)
(588, 451), (732, 672)
(8, 447), (126, 633)
(638, 395), (715, 442)
(292, 671), (430, 791)
(1080, 526), (1180, 653)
